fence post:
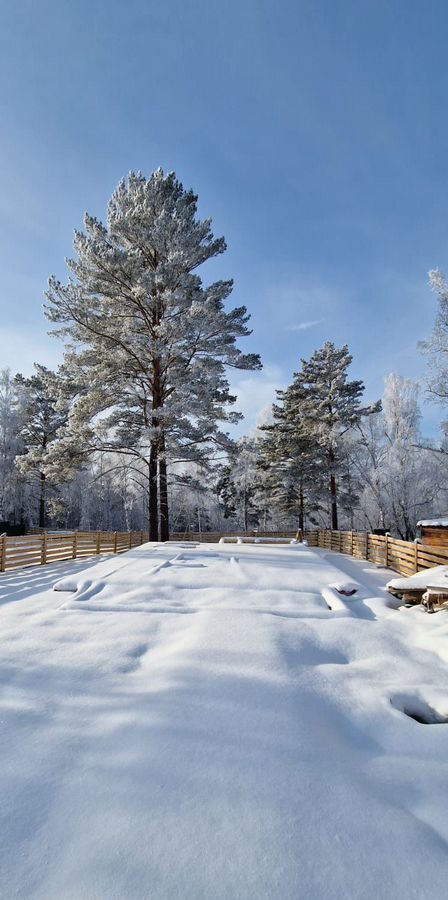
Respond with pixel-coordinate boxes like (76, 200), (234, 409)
(365, 532), (369, 560)
(339, 531), (343, 553)
(41, 531), (47, 566)
(415, 541), (419, 573)
(72, 531), (77, 559)
(96, 531), (101, 554)
(140, 531), (143, 545)
(350, 530), (354, 557)
(129, 531), (132, 549)
(113, 531), (118, 553)
(0, 534), (6, 572)
(385, 533), (389, 569)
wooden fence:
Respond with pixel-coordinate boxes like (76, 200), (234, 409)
(309, 530), (448, 576)
(0, 530), (147, 573)
(2, 527), (447, 577)
(0, 529), (298, 573)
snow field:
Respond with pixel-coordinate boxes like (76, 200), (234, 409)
(1, 542), (448, 899)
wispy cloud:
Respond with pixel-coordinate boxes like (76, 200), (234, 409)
(286, 319), (323, 332)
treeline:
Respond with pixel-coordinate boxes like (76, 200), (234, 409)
(2, 167), (448, 539)
(1, 350), (446, 539)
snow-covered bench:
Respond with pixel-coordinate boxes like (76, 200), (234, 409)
(387, 565), (448, 604)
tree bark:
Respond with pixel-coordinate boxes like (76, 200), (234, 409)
(149, 351), (163, 542)
(148, 446), (158, 541)
(330, 473), (338, 530)
(39, 472), (46, 529)
(328, 448), (338, 530)
(243, 484), (248, 532)
(159, 433), (169, 542)
(298, 481), (304, 532)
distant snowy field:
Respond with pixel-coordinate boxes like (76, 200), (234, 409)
(1, 542), (448, 899)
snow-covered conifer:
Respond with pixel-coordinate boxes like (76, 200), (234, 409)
(0, 369), (25, 525)
(45, 169), (261, 539)
(258, 385), (324, 530)
(271, 343), (380, 529)
(15, 366), (69, 528)
(216, 437), (261, 531)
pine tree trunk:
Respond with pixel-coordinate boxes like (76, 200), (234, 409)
(159, 434), (169, 542)
(39, 472), (46, 529)
(298, 483), (304, 532)
(328, 448), (338, 530)
(330, 473), (338, 530)
(148, 446), (158, 541)
(149, 352), (163, 542)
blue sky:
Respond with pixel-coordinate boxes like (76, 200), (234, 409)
(1, 0), (447, 435)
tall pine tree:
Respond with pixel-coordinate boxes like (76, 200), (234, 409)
(45, 169), (260, 540)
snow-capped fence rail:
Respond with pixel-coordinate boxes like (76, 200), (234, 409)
(0, 530), (147, 573)
(312, 529), (448, 576)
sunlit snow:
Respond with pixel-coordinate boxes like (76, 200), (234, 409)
(1, 542), (448, 899)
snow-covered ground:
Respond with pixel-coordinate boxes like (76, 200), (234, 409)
(1, 542), (448, 899)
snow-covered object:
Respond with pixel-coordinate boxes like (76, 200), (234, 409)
(53, 576), (82, 592)
(417, 518), (448, 527)
(387, 565), (448, 595)
(329, 580), (359, 596)
(2, 542), (448, 898)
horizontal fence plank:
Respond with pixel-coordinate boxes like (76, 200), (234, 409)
(0, 530), (146, 573)
(310, 529), (438, 577)
(417, 547), (448, 563)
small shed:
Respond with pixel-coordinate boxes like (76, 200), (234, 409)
(416, 518), (448, 547)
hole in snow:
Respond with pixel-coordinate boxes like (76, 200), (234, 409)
(390, 694), (448, 725)
(329, 581), (358, 596)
